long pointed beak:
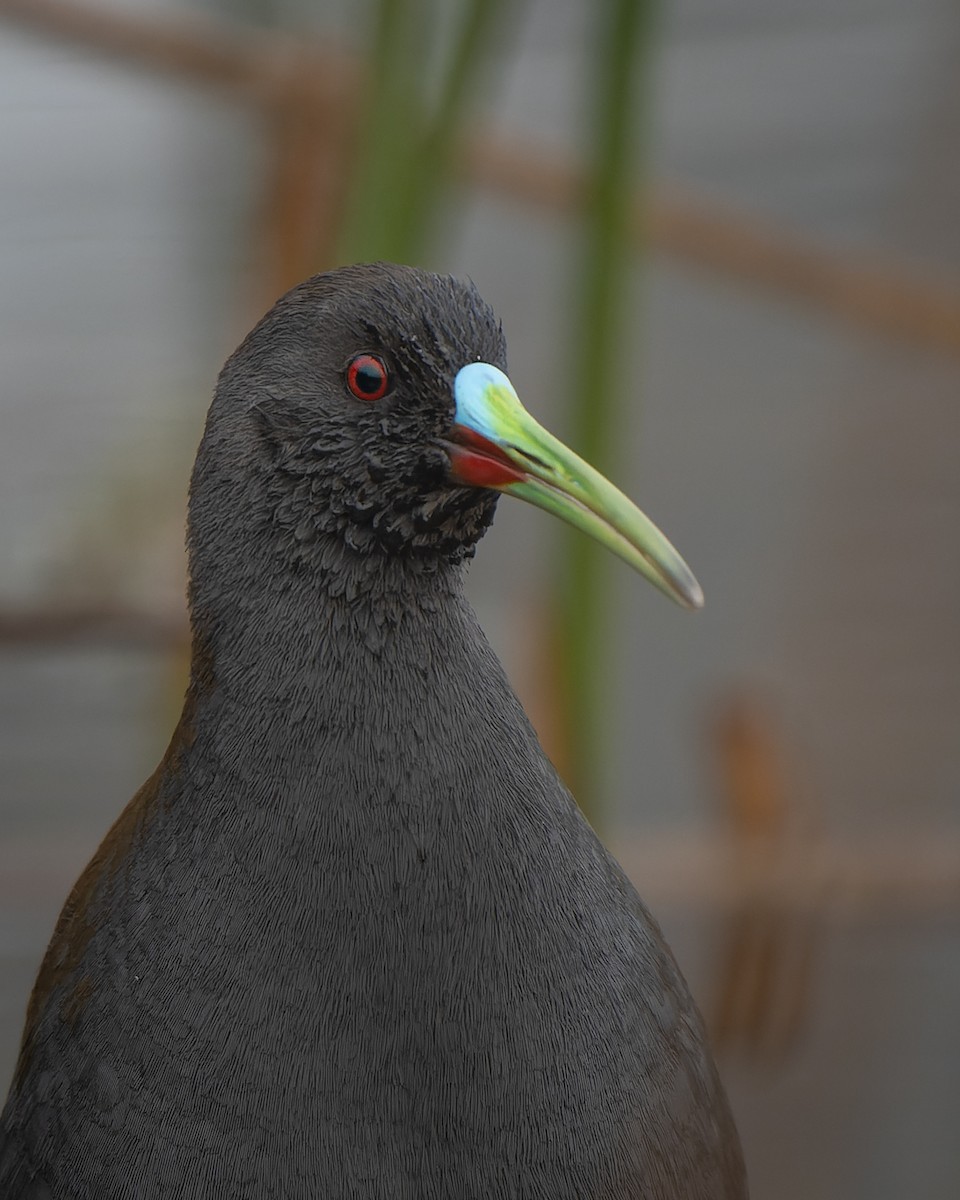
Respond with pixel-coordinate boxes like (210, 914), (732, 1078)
(445, 362), (703, 610)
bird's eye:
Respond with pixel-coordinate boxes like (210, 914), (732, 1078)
(346, 354), (390, 402)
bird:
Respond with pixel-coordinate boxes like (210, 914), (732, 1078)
(0, 262), (747, 1199)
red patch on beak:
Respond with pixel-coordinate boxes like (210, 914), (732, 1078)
(445, 427), (527, 489)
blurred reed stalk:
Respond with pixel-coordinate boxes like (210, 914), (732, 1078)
(554, 0), (658, 824)
(338, 0), (513, 265)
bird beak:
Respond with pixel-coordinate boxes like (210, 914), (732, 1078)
(445, 362), (703, 610)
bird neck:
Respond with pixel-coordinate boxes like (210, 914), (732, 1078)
(177, 527), (534, 821)
(187, 525), (477, 717)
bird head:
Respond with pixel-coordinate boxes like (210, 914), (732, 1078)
(195, 262), (701, 609)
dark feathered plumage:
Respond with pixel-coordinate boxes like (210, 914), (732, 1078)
(1, 263), (746, 1199)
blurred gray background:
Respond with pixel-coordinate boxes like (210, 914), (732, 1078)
(2, 1), (960, 1196)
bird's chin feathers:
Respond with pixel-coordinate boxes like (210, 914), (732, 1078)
(250, 403), (501, 565)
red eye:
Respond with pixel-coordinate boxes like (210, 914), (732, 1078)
(346, 354), (389, 402)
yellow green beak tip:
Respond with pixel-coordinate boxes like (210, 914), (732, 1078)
(676, 573), (705, 612)
(688, 580), (706, 611)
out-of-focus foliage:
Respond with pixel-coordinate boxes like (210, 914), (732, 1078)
(339, 0), (516, 266)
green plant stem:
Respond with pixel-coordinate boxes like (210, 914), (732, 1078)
(337, 0), (431, 264)
(340, 0), (519, 266)
(393, 0), (513, 260)
(559, 0), (658, 826)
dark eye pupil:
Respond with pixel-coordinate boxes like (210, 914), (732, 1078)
(355, 363), (383, 394)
